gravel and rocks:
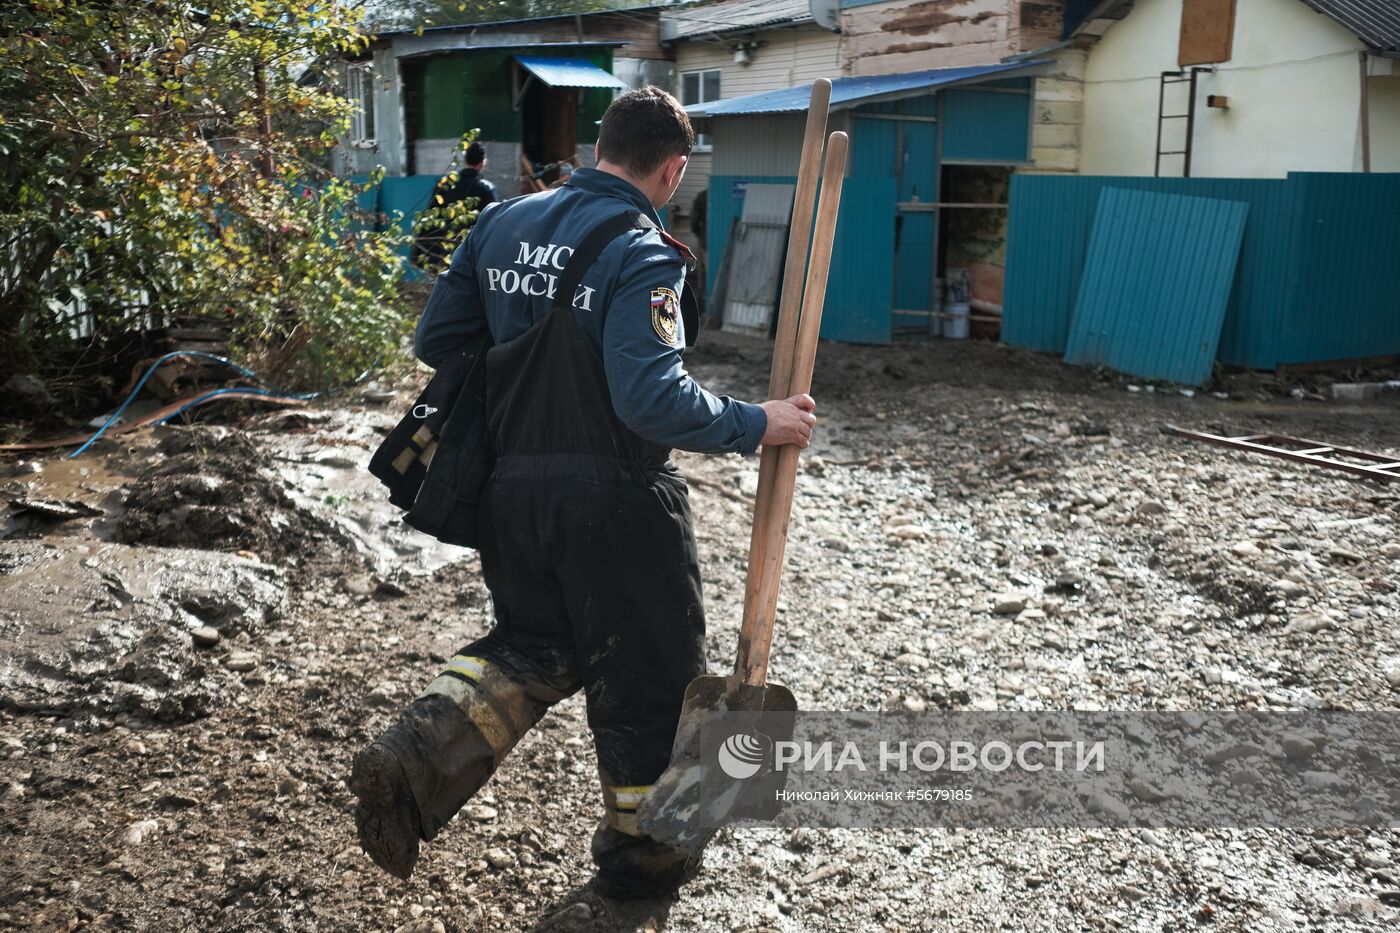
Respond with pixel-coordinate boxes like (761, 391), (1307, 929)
(1, 332), (1398, 930)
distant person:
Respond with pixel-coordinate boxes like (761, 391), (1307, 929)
(438, 142), (496, 212)
(690, 188), (706, 244)
(413, 142), (497, 269)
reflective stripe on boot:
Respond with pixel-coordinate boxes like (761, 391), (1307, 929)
(599, 781), (653, 837)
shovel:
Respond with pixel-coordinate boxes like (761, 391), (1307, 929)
(637, 92), (848, 853)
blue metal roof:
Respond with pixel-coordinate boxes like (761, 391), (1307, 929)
(516, 55), (626, 89)
(685, 61), (1050, 117)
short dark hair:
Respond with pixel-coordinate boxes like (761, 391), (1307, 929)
(597, 86), (694, 177)
(465, 142), (486, 166)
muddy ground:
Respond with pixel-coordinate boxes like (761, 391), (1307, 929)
(2, 332), (1398, 932)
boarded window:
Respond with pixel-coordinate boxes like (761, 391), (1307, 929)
(1179, 0), (1236, 66)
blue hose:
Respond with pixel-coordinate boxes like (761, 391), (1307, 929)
(66, 351), (319, 459)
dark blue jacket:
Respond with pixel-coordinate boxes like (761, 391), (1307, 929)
(415, 168), (766, 456)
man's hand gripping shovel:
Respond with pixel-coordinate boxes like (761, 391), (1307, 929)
(637, 80), (848, 854)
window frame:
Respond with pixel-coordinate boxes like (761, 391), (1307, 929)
(680, 67), (722, 151)
(347, 63), (376, 147)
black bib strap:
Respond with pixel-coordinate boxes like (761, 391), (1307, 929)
(552, 211), (654, 312)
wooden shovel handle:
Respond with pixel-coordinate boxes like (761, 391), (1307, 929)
(734, 131), (849, 687)
(739, 80), (831, 673)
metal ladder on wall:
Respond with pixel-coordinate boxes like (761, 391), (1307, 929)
(1154, 68), (1205, 177)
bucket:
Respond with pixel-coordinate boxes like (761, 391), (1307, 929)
(944, 302), (970, 340)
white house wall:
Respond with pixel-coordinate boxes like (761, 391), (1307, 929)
(672, 26), (840, 209)
(1079, 0), (1372, 177)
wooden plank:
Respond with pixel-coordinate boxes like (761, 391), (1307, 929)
(1179, 0), (1236, 67)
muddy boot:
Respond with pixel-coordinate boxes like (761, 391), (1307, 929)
(352, 648), (575, 880)
(350, 739), (424, 881)
(590, 819), (704, 900)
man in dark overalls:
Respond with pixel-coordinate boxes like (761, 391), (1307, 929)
(350, 87), (817, 898)
(413, 142), (497, 270)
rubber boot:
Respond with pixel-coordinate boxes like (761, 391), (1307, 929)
(590, 819), (704, 900)
(351, 650), (573, 880)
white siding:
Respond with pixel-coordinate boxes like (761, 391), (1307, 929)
(1080, 0), (1370, 177)
(710, 114), (809, 176)
(672, 26), (841, 213)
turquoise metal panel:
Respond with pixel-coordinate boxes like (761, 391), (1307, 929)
(1002, 175), (1104, 353)
(849, 116), (897, 177)
(939, 86), (1032, 162)
(1065, 188), (1249, 386)
(1277, 172), (1400, 365)
(824, 178), (897, 344)
(1002, 175), (1295, 369)
(380, 176), (441, 283)
(708, 175), (895, 344)
(897, 121), (937, 201)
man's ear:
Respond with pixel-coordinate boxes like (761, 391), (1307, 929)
(665, 154), (688, 188)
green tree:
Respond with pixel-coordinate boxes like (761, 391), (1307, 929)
(0, 0), (415, 392)
(370, 0), (630, 32)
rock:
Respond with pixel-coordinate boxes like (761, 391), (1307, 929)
(1136, 500), (1168, 516)
(1301, 770), (1345, 791)
(392, 921), (445, 933)
(786, 828), (814, 851)
(123, 819), (160, 846)
(1275, 579), (1307, 599)
(1230, 541), (1262, 559)
(1382, 542), (1400, 559)
(1087, 492), (1110, 508)
(484, 847), (513, 869)
(993, 594), (1026, 616)
(191, 626), (221, 648)
(1280, 734), (1318, 761)
(1204, 743), (1268, 764)
(465, 804), (497, 822)
(224, 651), (258, 673)
(1230, 767), (1264, 786)
(1126, 778), (1169, 803)
(4, 373), (56, 412)
(1285, 612), (1333, 636)
(341, 574), (375, 596)
(1085, 792), (1130, 822)
(547, 902), (593, 929)
(893, 653), (929, 671)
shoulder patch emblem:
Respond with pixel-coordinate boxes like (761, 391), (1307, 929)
(650, 287), (680, 345)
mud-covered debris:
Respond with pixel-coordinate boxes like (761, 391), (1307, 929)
(116, 427), (345, 559)
(7, 497), (103, 521)
(0, 540), (282, 720)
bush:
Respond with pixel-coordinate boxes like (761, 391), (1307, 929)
(0, 0), (415, 391)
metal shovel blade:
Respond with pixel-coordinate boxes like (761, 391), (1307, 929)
(636, 674), (798, 855)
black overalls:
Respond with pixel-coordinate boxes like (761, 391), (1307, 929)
(375, 213), (707, 883)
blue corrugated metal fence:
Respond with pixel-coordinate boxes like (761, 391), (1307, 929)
(1003, 172), (1400, 371)
(1064, 188), (1249, 385)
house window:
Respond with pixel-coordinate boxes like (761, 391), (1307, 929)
(348, 64), (376, 146)
(681, 68), (721, 150)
